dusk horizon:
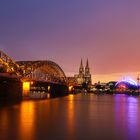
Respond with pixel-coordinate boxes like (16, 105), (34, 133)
(0, 0), (140, 80)
(1, 49), (140, 83)
(1, 0), (140, 82)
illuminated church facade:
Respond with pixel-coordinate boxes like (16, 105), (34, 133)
(74, 59), (92, 85)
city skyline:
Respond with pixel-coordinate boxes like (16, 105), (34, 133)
(1, 0), (140, 82)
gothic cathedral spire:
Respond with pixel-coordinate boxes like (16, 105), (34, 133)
(86, 59), (89, 67)
(79, 59), (84, 74)
(74, 59), (92, 86)
(85, 59), (90, 74)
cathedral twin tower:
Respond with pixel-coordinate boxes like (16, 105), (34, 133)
(74, 59), (92, 85)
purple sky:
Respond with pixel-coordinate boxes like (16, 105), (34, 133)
(1, 0), (140, 80)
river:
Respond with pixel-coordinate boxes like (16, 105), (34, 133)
(0, 93), (140, 140)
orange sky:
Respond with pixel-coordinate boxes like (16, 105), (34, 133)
(66, 71), (140, 84)
(1, 0), (140, 81)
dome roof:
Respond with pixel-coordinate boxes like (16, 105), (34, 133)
(115, 78), (138, 89)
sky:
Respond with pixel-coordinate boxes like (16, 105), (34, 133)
(1, 0), (140, 82)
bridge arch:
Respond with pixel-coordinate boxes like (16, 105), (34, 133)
(0, 50), (67, 84)
(17, 60), (67, 84)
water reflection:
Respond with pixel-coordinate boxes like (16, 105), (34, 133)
(115, 94), (140, 140)
(19, 101), (35, 140)
(0, 110), (9, 140)
(127, 97), (139, 140)
(67, 94), (75, 138)
(0, 94), (140, 140)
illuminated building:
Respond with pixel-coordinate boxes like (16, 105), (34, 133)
(84, 59), (92, 84)
(67, 77), (78, 86)
(115, 78), (138, 91)
(74, 59), (92, 86)
(74, 59), (85, 85)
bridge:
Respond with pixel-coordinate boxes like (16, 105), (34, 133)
(17, 60), (67, 84)
(0, 50), (68, 100)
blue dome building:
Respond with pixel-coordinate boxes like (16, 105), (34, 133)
(115, 78), (138, 90)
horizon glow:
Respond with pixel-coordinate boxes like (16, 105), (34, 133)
(1, 0), (140, 81)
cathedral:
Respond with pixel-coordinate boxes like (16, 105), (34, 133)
(74, 59), (92, 86)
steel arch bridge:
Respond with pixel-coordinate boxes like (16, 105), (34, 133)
(17, 60), (67, 84)
(0, 50), (23, 76)
(0, 50), (67, 84)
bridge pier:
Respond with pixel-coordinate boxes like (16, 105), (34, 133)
(0, 50), (69, 100)
(0, 77), (69, 101)
(0, 76), (22, 103)
(29, 81), (68, 98)
(49, 83), (68, 97)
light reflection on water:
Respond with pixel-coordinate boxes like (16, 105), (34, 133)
(19, 101), (35, 140)
(0, 94), (140, 140)
(127, 97), (139, 139)
(67, 94), (75, 139)
(114, 94), (140, 140)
